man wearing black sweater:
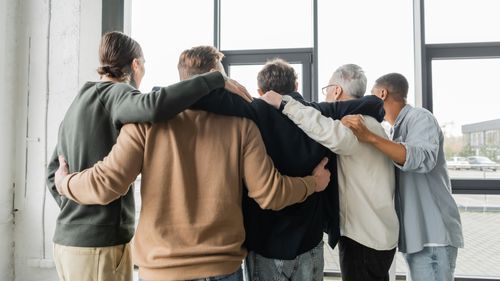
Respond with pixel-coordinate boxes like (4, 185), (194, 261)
(180, 48), (384, 280)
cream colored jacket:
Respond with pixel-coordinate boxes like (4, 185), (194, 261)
(282, 96), (399, 250)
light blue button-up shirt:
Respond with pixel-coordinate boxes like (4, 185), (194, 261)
(392, 105), (464, 254)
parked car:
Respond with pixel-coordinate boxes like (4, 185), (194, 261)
(446, 157), (471, 170)
(466, 156), (500, 171)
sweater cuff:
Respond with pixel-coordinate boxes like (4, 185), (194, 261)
(281, 95), (299, 114)
(302, 175), (316, 197)
(61, 173), (78, 201)
(201, 71), (225, 92)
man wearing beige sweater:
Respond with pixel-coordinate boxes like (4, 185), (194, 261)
(54, 103), (330, 280)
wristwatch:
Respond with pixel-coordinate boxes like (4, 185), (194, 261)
(278, 95), (293, 112)
(278, 98), (288, 112)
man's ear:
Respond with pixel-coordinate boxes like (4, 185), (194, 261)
(294, 82), (299, 92)
(334, 86), (343, 100)
(380, 88), (388, 101)
(258, 89), (265, 96)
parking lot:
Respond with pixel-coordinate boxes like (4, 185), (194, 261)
(448, 168), (500, 179)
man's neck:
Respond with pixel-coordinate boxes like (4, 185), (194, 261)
(337, 94), (354, 102)
(384, 100), (406, 125)
(100, 76), (121, 83)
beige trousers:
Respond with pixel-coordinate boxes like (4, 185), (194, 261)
(53, 243), (133, 281)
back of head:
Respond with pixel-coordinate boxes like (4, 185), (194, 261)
(96, 31), (143, 83)
(257, 58), (298, 95)
(375, 73), (409, 102)
(330, 64), (367, 98)
(177, 46), (224, 80)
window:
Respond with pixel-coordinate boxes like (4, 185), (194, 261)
(222, 49), (313, 100)
(425, 0), (500, 44)
(131, 1), (214, 92)
(219, 0), (314, 100)
(220, 0), (313, 50)
(432, 59), (500, 179)
(317, 0), (414, 103)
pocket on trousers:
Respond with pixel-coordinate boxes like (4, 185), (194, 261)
(96, 244), (132, 281)
(113, 244), (130, 273)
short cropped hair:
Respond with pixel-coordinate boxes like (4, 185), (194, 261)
(330, 64), (367, 99)
(178, 46), (224, 79)
(375, 73), (409, 101)
(257, 58), (297, 94)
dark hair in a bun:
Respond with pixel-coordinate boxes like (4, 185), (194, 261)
(96, 31), (143, 82)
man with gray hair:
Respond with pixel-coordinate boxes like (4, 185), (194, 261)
(262, 64), (399, 281)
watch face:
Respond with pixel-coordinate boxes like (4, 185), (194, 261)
(279, 100), (287, 111)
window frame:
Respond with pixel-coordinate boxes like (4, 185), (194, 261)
(215, 0), (318, 102)
(221, 49), (314, 101)
(418, 0), (500, 195)
(102, 0), (125, 34)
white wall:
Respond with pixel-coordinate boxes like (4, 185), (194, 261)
(0, 0), (17, 279)
(5, 0), (101, 280)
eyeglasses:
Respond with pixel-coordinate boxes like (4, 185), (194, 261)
(321, 84), (337, 96)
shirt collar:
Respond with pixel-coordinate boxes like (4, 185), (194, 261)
(284, 92), (304, 101)
(394, 104), (412, 128)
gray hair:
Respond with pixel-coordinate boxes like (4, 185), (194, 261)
(329, 64), (367, 99)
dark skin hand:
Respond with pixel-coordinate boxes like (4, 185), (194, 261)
(341, 114), (406, 166)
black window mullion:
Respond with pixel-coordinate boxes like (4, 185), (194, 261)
(222, 48), (314, 101)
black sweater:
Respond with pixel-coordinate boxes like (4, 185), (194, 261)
(193, 91), (384, 259)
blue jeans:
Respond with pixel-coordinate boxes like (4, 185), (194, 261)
(245, 241), (324, 281)
(140, 268), (243, 281)
(404, 246), (458, 281)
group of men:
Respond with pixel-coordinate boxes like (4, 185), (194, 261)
(48, 32), (463, 281)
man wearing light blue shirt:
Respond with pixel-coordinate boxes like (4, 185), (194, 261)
(342, 73), (463, 281)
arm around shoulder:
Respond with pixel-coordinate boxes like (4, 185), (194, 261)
(282, 97), (359, 155)
(241, 120), (316, 210)
(111, 71), (225, 125)
(61, 123), (147, 205)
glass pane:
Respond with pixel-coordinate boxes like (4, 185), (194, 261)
(326, 195), (500, 279)
(425, 0), (500, 44)
(229, 64), (303, 98)
(454, 194), (500, 278)
(131, 1), (213, 92)
(318, 0), (414, 103)
(221, 0), (312, 50)
(432, 59), (500, 179)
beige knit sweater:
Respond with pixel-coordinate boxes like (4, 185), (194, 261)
(61, 110), (316, 281)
